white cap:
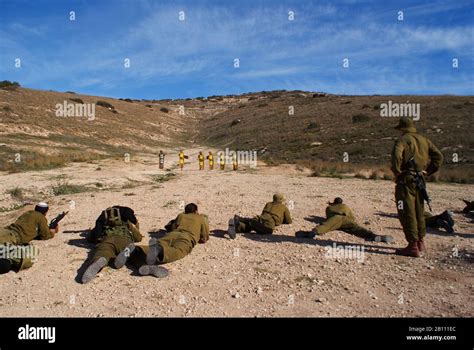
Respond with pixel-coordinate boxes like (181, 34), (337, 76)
(36, 202), (48, 208)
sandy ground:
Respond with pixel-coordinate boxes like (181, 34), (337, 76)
(0, 150), (473, 317)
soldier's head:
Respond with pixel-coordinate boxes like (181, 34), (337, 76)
(330, 197), (343, 205)
(160, 150), (163, 153)
(395, 118), (416, 133)
(184, 203), (198, 214)
(209, 151), (212, 154)
(273, 193), (285, 203)
(34, 202), (49, 215)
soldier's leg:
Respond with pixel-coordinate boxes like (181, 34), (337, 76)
(159, 235), (193, 263)
(340, 218), (377, 240)
(415, 191), (426, 241)
(248, 218), (273, 234)
(395, 182), (418, 243)
(235, 217), (253, 233)
(0, 228), (18, 245)
(314, 215), (344, 235)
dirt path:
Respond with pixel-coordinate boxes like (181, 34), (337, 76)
(0, 154), (472, 317)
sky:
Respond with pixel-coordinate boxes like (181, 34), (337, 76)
(0, 0), (473, 99)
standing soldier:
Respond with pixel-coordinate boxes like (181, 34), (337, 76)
(178, 150), (188, 171)
(158, 150), (165, 170)
(391, 118), (443, 257)
(232, 152), (238, 171)
(296, 197), (394, 243)
(228, 193), (292, 239)
(198, 151), (205, 170)
(81, 206), (143, 283)
(119, 203), (209, 278)
(207, 151), (214, 170)
(0, 202), (58, 274)
(219, 152), (225, 170)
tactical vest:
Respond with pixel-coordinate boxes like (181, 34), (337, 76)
(103, 207), (132, 238)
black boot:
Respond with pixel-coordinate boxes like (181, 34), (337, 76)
(114, 243), (136, 269)
(81, 257), (107, 284)
(138, 265), (169, 278)
(0, 259), (12, 274)
(146, 238), (164, 265)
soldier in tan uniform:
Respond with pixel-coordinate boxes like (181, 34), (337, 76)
(81, 206), (143, 283)
(0, 202), (58, 274)
(391, 118), (443, 257)
(232, 152), (238, 171)
(178, 150), (188, 171)
(296, 198), (394, 243)
(118, 203), (209, 278)
(228, 193), (292, 239)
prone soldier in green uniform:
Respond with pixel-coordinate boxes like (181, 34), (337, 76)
(296, 197), (394, 243)
(425, 210), (455, 233)
(81, 205), (143, 283)
(391, 118), (443, 257)
(0, 202), (58, 274)
(115, 203), (209, 278)
(228, 193), (292, 239)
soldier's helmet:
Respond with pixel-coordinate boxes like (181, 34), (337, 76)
(395, 118), (416, 133)
(273, 193), (285, 203)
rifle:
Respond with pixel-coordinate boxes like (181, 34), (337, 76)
(407, 158), (432, 212)
(49, 211), (69, 229)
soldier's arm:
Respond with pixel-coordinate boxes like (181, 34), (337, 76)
(128, 221), (143, 242)
(199, 216), (210, 243)
(426, 140), (444, 175)
(390, 140), (404, 177)
(87, 213), (105, 243)
(37, 216), (55, 240)
(283, 206), (293, 224)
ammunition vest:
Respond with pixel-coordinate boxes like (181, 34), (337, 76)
(103, 207), (132, 238)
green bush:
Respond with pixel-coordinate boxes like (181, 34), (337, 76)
(96, 100), (114, 109)
(352, 114), (370, 123)
(69, 98), (84, 104)
(0, 80), (20, 90)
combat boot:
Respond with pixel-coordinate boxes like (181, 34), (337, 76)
(82, 257), (107, 283)
(373, 235), (395, 243)
(139, 265), (169, 278)
(395, 242), (420, 258)
(114, 243), (136, 269)
(146, 238), (164, 265)
(417, 240), (426, 253)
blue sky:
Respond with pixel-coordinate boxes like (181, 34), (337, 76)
(0, 0), (473, 99)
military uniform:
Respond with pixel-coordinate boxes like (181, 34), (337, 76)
(0, 210), (54, 271)
(313, 203), (376, 239)
(234, 194), (292, 235)
(198, 152), (205, 170)
(159, 151), (165, 169)
(133, 213), (209, 265)
(391, 118), (443, 257)
(207, 152), (214, 170)
(87, 206), (143, 263)
(82, 206), (143, 283)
